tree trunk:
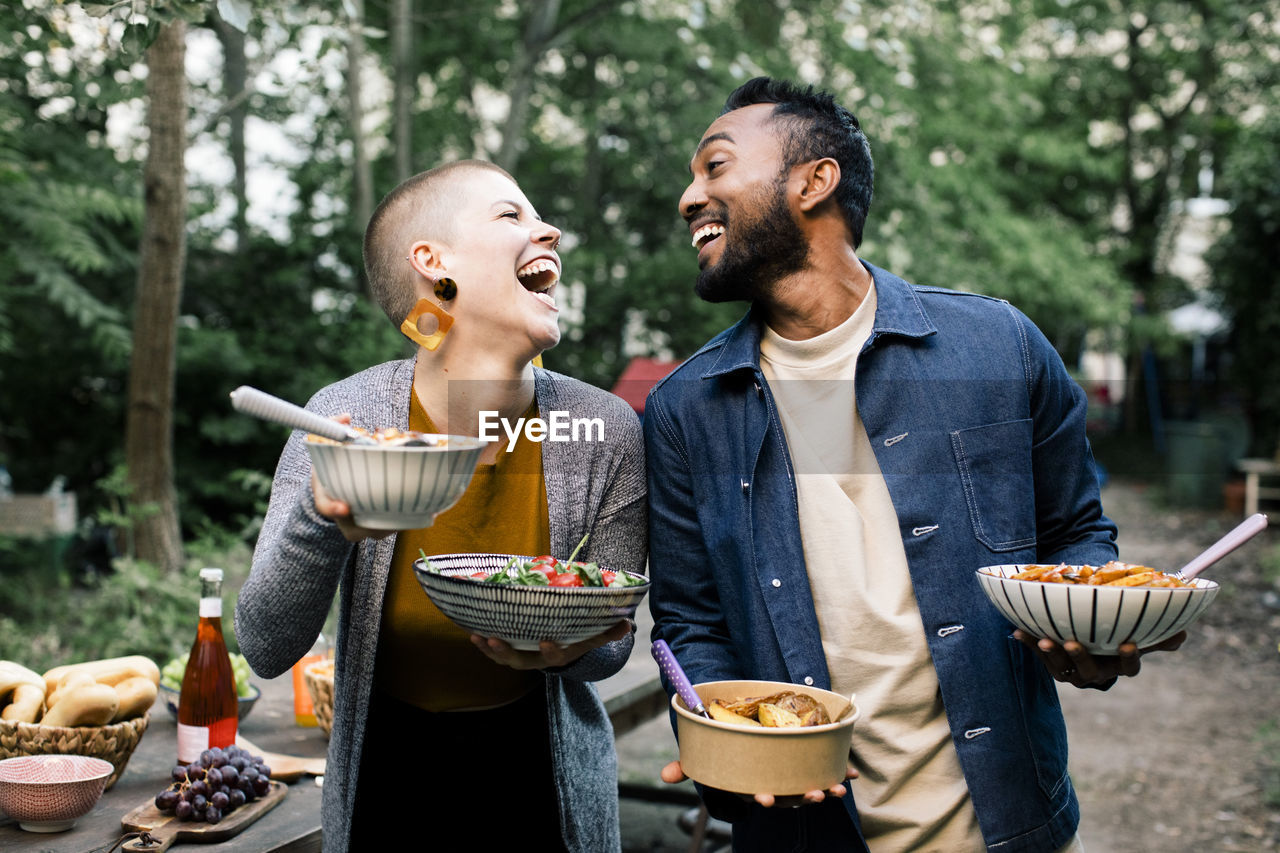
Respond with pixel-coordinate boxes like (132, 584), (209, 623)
(212, 9), (249, 253)
(346, 0), (374, 266)
(126, 19), (187, 573)
(494, 0), (560, 172)
(392, 0), (413, 182)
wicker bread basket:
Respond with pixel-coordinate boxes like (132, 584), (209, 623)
(303, 660), (334, 737)
(0, 713), (150, 790)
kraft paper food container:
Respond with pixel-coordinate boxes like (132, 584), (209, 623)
(672, 680), (859, 796)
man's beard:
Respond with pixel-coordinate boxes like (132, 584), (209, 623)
(694, 173), (809, 304)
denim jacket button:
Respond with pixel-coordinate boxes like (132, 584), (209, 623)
(803, 676), (814, 686)
(741, 480), (750, 493)
(771, 578), (781, 588)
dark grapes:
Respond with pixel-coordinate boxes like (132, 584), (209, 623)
(155, 747), (274, 825)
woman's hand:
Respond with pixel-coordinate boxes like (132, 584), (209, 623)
(310, 414), (395, 542)
(469, 619), (632, 670)
(659, 761), (856, 807)
(1013, 629), (1186, 688)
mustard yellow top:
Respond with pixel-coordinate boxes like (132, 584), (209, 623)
(375, 392), (549, 711)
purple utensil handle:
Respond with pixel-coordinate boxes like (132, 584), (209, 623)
(652, 640), (708, 717)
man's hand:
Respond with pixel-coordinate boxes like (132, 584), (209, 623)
(469, 619), (632, 670)
(1013, 629), (1186, 688)
(659, 760), (857, 808)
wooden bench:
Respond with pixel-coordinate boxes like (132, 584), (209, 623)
(1236, 458), (1280, 517)
(0, 492), (77, 537)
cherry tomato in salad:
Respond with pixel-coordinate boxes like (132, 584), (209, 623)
(549, 572), (584, 587)
(601, 570), (617, 585)
(529, 564), (558, 581)
(531, 555), (558, 567)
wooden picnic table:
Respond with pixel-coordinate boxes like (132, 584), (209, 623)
(0, 621), (668, 852)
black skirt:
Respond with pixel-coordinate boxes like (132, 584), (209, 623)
(349, 686), (569, 850)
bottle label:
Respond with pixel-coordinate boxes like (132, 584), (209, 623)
(199, 597), (222, 618)
(176, 717), (237, 764)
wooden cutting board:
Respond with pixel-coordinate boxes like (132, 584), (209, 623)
(118, 780), (286, 851)
(235, 734), (326, 782)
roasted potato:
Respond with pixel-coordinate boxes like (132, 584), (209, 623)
(707, 691), (831, 728)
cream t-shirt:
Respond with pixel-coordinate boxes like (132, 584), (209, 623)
(759, 284), (984, 852)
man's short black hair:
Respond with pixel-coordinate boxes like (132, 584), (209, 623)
(723, 77), (874, 248)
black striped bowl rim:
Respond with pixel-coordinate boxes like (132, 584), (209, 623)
(976, 565), (1219, 653)
(412, 553), (650, 651)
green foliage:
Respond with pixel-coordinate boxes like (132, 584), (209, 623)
(1206, 113), (1280, 457)
(0, 538), (255, 674)
(1258, 717), (1280, 809)
(1, 0), (1277, 549)
(1260, 543), (1280, 587)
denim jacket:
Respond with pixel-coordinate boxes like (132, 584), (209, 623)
(644, 262), (1117, 853)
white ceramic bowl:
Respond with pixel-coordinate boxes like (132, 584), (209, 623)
(412, 553), (650, 650)
(672, 680), (859, 797)
(306, 435), (486, 530)
(976, 564), (1220, 654)
(0, 754), (113, 832)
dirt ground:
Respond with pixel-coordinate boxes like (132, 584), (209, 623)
(616, 479), (1280, 852)
(1063, 479), (1280, 853)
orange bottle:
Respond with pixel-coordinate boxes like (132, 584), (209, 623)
(176, 568), (238, 764)
(291, 634), (327, 727)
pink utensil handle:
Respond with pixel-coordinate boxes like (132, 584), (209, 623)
(1177, 512), (1268, 580)
(651, 640), (708, 717)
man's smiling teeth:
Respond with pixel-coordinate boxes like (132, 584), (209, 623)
(691, 223), (725, 249)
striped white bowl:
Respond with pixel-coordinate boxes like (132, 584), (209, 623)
(306, 436), (486, 530)
(976, 564), (1219, 654)
(413, 553), (650, 650)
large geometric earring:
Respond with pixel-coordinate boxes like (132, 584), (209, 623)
(400, 278), (458, 351)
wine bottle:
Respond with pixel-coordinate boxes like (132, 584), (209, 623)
(177, 568), (238, 764)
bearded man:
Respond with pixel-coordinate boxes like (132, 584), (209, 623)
(644, 77), (1183, 853)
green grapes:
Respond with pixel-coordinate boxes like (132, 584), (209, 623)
(162, 652), (254, 698)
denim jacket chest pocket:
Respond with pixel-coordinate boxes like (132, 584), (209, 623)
(950, 419), (1037, 552)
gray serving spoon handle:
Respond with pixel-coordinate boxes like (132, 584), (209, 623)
(229, 386), (373, 444)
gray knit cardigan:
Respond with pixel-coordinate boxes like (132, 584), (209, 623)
(234, 358), (647, 853)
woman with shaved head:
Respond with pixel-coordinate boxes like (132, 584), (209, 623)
(236, 161), (645, 852)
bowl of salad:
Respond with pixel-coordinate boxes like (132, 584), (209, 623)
(412, 549), (649, 650)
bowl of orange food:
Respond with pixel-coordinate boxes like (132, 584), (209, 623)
(671, 680), (859, 797)
(976, 561), (1219, 654)
(305, 429), (487, 530)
